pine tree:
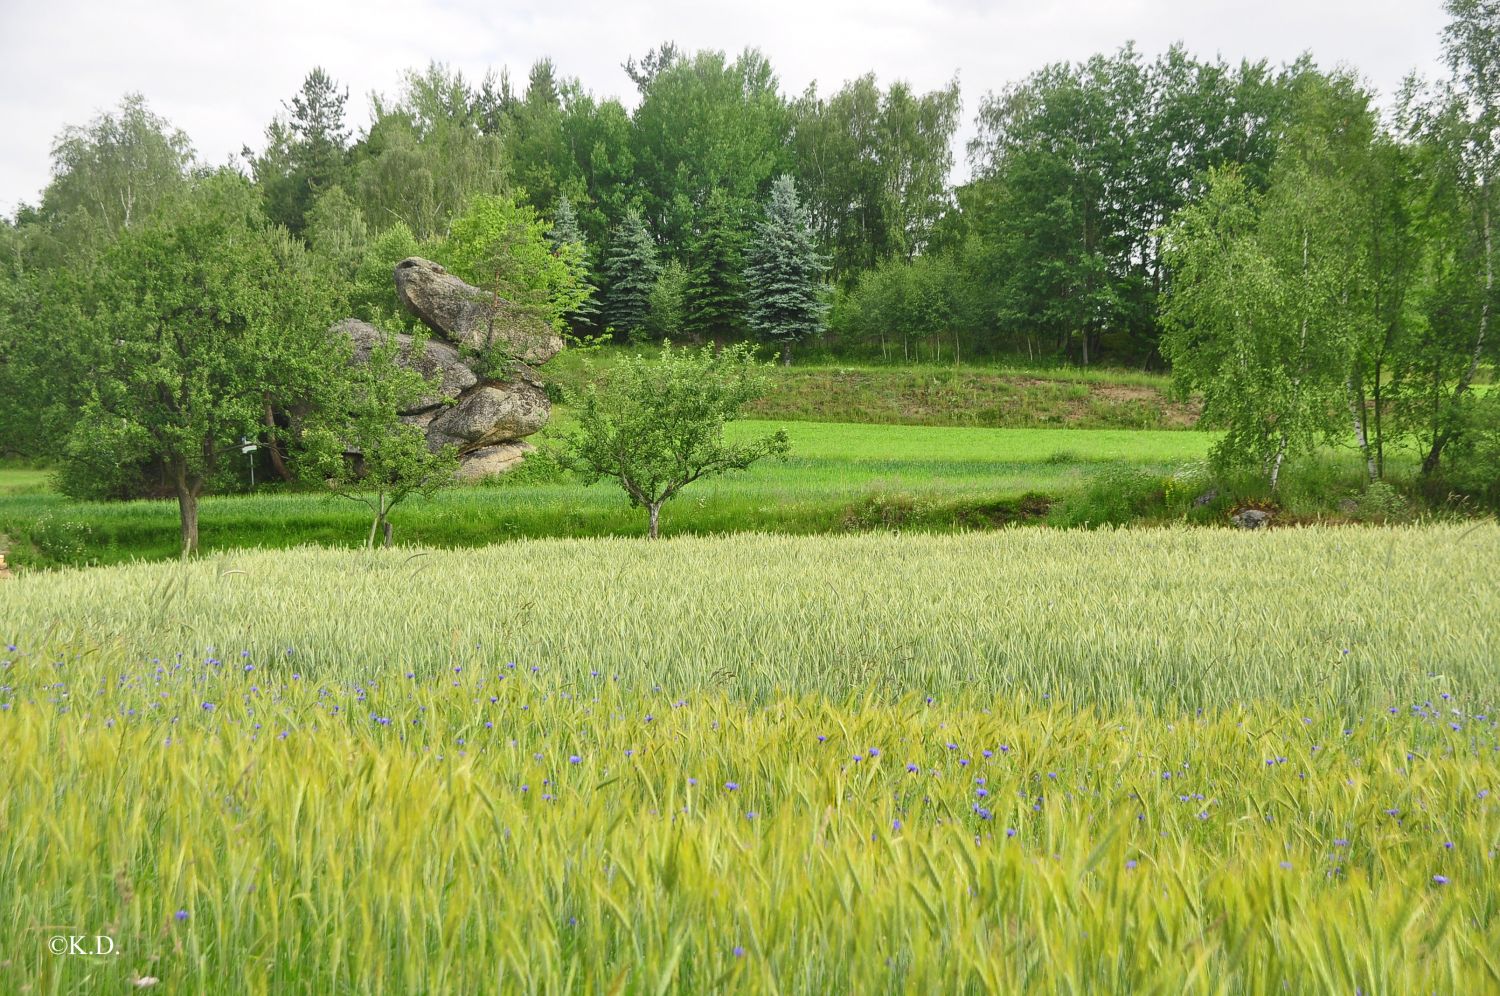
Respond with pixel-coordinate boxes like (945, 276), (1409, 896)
(746, 175), (828, 364)
(682, 189), (747, 344)
(601, 209), (659, 341)
(548, 195), (599, 333)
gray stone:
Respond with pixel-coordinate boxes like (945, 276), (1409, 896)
(337, 319), (478, 413)
(456, 442), (534, 481)
(1230, 508), (1273, 529)
(426, 381), (551, 449)
(393, 257), (562, 364)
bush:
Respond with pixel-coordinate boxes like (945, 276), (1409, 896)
(840, 491), (929, 531)
(1053, 466), (1168, 527)
(1443, 392), (1500, 511)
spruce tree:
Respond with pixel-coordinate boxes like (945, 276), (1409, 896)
(682, 188), (747, 344)
(746, 175), (828, 364)
(548, 195), (599, 334)
(601, 209), (658, 341)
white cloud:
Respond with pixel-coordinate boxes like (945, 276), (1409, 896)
(0, 0), (1450, 214)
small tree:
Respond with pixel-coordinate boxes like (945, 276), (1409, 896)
(746, 175), (828, 364)
(304, 331), (460, 548)
(558, 342), (789, 538)
(600, 208), (659, 341)
(548, 194), (600, 334)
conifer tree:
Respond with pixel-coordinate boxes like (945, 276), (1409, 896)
(601, 208), (659, 340)
(746, 175), (827, 364)
(683, 188), (747, 344)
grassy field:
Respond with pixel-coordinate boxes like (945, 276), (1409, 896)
(546, 349), (1192, 429)
(1, 526), (1497, 991)
(0, 421), (1217, 568)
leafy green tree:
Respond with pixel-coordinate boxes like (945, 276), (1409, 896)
(41, 93), (194, 255)
(1396, 0), (1499, 476)
(353, 63), (507, 241)
(746, 175), (827, 364)
(302, 331), (459, 548)
(626, 46), (792, 248)
(790, 74), (961, 282)
(60, 172), (340, 555)
(557, 341), (789, 537)
(682, 188), (747, 343)
(647, 259), (688, 341)
(547, 194), (599, 333)
(1161, 132), (1369, 490)
(600, 209), (659, 340)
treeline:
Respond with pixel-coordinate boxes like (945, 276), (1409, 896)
(0, 6), (1496, 500)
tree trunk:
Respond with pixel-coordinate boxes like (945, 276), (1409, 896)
(647, 502), (662, 540)
(1269, 435), (1288, 492)
(1346, 379), (1377, 482)
(781, 342), (792, 367)
(173, 463), (200, 559)
(382, 520), (394, 548)
(263, 402), (292, 482)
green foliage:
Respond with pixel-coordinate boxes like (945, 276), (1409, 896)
(831, 250), (977, 363)
(436, 192), (588, 335)
(243, 68), (351, 233)
(353, 63), (508, 241)
(681, 188), (747, 343)
(547, 194), (600, 333)
(301, 328), (459, 548)
(557, 341), (790, 536)
(41, 93), (194, 252)
(600, 209), (659, 340)
(305, 185), (369, 284)
(745, 176), (828, 363)
(646, 259), (688, 342)
(349, 222), (422, 328)
(626, 46), (792, 249)
(1053, 465), (1169, 527)
(59, 171), (342, 554)
(791, 74), (962, 282)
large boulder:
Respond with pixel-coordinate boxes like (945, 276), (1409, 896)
(426, 380), (550, 449)
(393, 257), (563, 365)
(338, 319), (477, 413)
(455, 441), (534, 481)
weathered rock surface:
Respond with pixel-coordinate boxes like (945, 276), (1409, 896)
(338, 319), (477, 412)
(393, 257), (563, 364)
(1230, 508), (1273, 529)
(426, 381), (550, 449)
(333, 258), (562, 479)
(454, 441), (534, 481)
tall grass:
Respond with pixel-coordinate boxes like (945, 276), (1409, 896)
(2, 526), (1494, 710)
(3, 526), (1496, 992)
(1, 659), (1495, 991)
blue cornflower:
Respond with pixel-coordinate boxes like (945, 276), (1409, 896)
(175, 910), (189, 921)
(569, 755), (582, 764)
(1433, 874), (1449, 885)
(725, 782), (739, 791)
(733, 946), (746, 958)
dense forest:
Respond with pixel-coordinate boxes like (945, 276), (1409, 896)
(0, 1), (1495, 504)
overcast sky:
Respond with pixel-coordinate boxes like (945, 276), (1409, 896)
(0, 0), (1453, 216)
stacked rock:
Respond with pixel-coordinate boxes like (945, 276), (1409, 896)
(335, 257), (562, 480)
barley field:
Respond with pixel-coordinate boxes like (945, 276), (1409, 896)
(2, 525), (1498, 992)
